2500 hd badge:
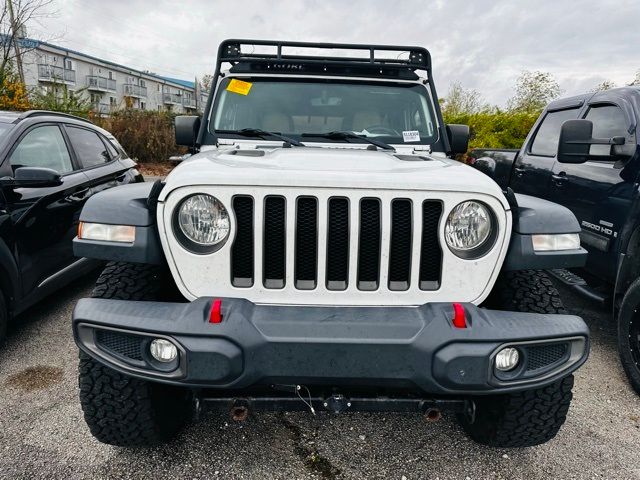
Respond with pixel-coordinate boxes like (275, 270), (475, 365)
(72, 40), (589, 448)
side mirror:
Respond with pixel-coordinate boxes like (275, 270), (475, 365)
(558, 119), (625, 163)
(175, 115), (201, 151)
(0, 167), (62, 188)
(446, 124), (470, 155)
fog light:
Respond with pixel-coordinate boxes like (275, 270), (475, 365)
(149, 338), (178, 363)
(495, 347), (520, 371)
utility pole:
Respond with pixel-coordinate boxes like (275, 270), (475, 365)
(7, 0), (24, 83)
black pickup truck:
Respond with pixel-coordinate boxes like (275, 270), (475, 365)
(470, 86), (640, 394)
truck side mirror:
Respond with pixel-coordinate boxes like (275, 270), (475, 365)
(175, 115), (201, 151)
(446, 124), (470, 155)
(558, 119), (625, 164)
(0, 167), (62, 188)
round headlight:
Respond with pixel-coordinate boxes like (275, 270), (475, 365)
(176, 194), (230, 251)
(444, 201), (494, 258)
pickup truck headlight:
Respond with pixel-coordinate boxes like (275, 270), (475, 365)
(174, 194), (230, 253)
(444, 201), (496, 259)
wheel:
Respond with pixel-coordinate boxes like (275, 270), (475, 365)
(78, 262), (190, 446)
(0, 290), (7, 346)
(484, 270), (566, 314)
(458, 375), (574, 447)
(617, 277), (640, 394)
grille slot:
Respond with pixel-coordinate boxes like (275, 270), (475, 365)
(388, 199), (412, 291)
(263, 196), (286, 288)
(326, 198), (349, 290)
(357, 198), (381, 291)
(525, 343), (568, 372)
(96, 330), (143, 361)
(231, 196), (254, 287)
(295, 197), (318, 289)
(419, 201), (443, 290)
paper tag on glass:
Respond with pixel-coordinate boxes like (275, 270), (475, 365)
(402, 130), (420, 142)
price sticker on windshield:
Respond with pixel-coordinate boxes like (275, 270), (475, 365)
(402, 130), (420, 142)
(226, 79), (253, 95)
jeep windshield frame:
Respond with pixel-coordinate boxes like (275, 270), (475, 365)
(197, 39), (451, 153)
(210, 77), (438, 147)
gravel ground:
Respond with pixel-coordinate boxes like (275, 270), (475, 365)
(0, 273), (639, 480)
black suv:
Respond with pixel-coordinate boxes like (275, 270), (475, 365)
(0, 110), (142, 344)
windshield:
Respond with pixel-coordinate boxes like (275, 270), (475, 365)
(212, 78), (437, 145)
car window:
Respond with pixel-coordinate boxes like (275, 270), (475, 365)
(9, 125), (73, 174)
(584, 105), (630, 157)
(102, 136), (119, 158)
(66, 126), (111, 168)
(529, 108), (579, 157)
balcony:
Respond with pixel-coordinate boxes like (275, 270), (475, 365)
(182, 97), (196, 108)
(91, 102), (110, 115)
(123, 83), (147, 98)
(38, 64), (76, 84)
(163, 92), (182, 105)
(87, 75), (116, 92)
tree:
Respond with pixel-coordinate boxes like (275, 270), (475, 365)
(200, 73), (214, 92)
(590, 80), (616, 92)
(441, 82), (486, 117)
(0, 69), (28, 110)
(29, 82), (91, 116)
(0, 0), (56, 83)
(629, 70), (640, 86)
(507, 71), (561, 113)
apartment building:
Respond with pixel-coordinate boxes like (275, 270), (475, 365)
(17, 38), (208, 115)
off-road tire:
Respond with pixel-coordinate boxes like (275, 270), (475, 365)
(78, 262), (189, 446)
(617, 277), (640, 394)
(458, 375), (574, 447)
(485, 270), (565, 314)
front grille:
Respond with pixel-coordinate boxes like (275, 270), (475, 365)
(525, 343), (568, 372)
(231, 194), (444, 293)
(95, 330), (143, 361)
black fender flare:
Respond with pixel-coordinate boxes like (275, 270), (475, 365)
(73, 181), (165, 265)
(503, 193), (587, 271)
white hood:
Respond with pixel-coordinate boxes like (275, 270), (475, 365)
(160, 145), (509, 209)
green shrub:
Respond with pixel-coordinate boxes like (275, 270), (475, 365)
(94, 109), (185, 163)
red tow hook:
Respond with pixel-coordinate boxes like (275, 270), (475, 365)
(452, 302), (467, 329)
(209, 299), (223, 324)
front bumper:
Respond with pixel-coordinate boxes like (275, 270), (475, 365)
(73, 298), (589, 395)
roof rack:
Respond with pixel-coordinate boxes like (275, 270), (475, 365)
(216, 39), (431, 80)
(16, 110), (93, 124)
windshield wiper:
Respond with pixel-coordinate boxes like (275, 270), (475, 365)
(218, 128), (306, 147)
(301, 131), (395, 151)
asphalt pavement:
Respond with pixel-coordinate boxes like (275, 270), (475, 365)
(0, 271), (638, 480)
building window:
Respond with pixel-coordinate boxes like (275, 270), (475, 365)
(64, 59), (73, 70)
(140, 80), (146, 87)
(109, 71), (114, 80)
(140, 101), (145, 110)
(109, 97), (117, 106)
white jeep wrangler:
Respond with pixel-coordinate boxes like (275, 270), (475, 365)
(73, 40), (589, 448)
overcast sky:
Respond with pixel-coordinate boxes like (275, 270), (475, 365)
(29, 0), (640, 106)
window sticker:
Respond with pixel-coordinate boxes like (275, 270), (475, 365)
(402, 130), (420, 142)
(226, 79), (253, 95)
